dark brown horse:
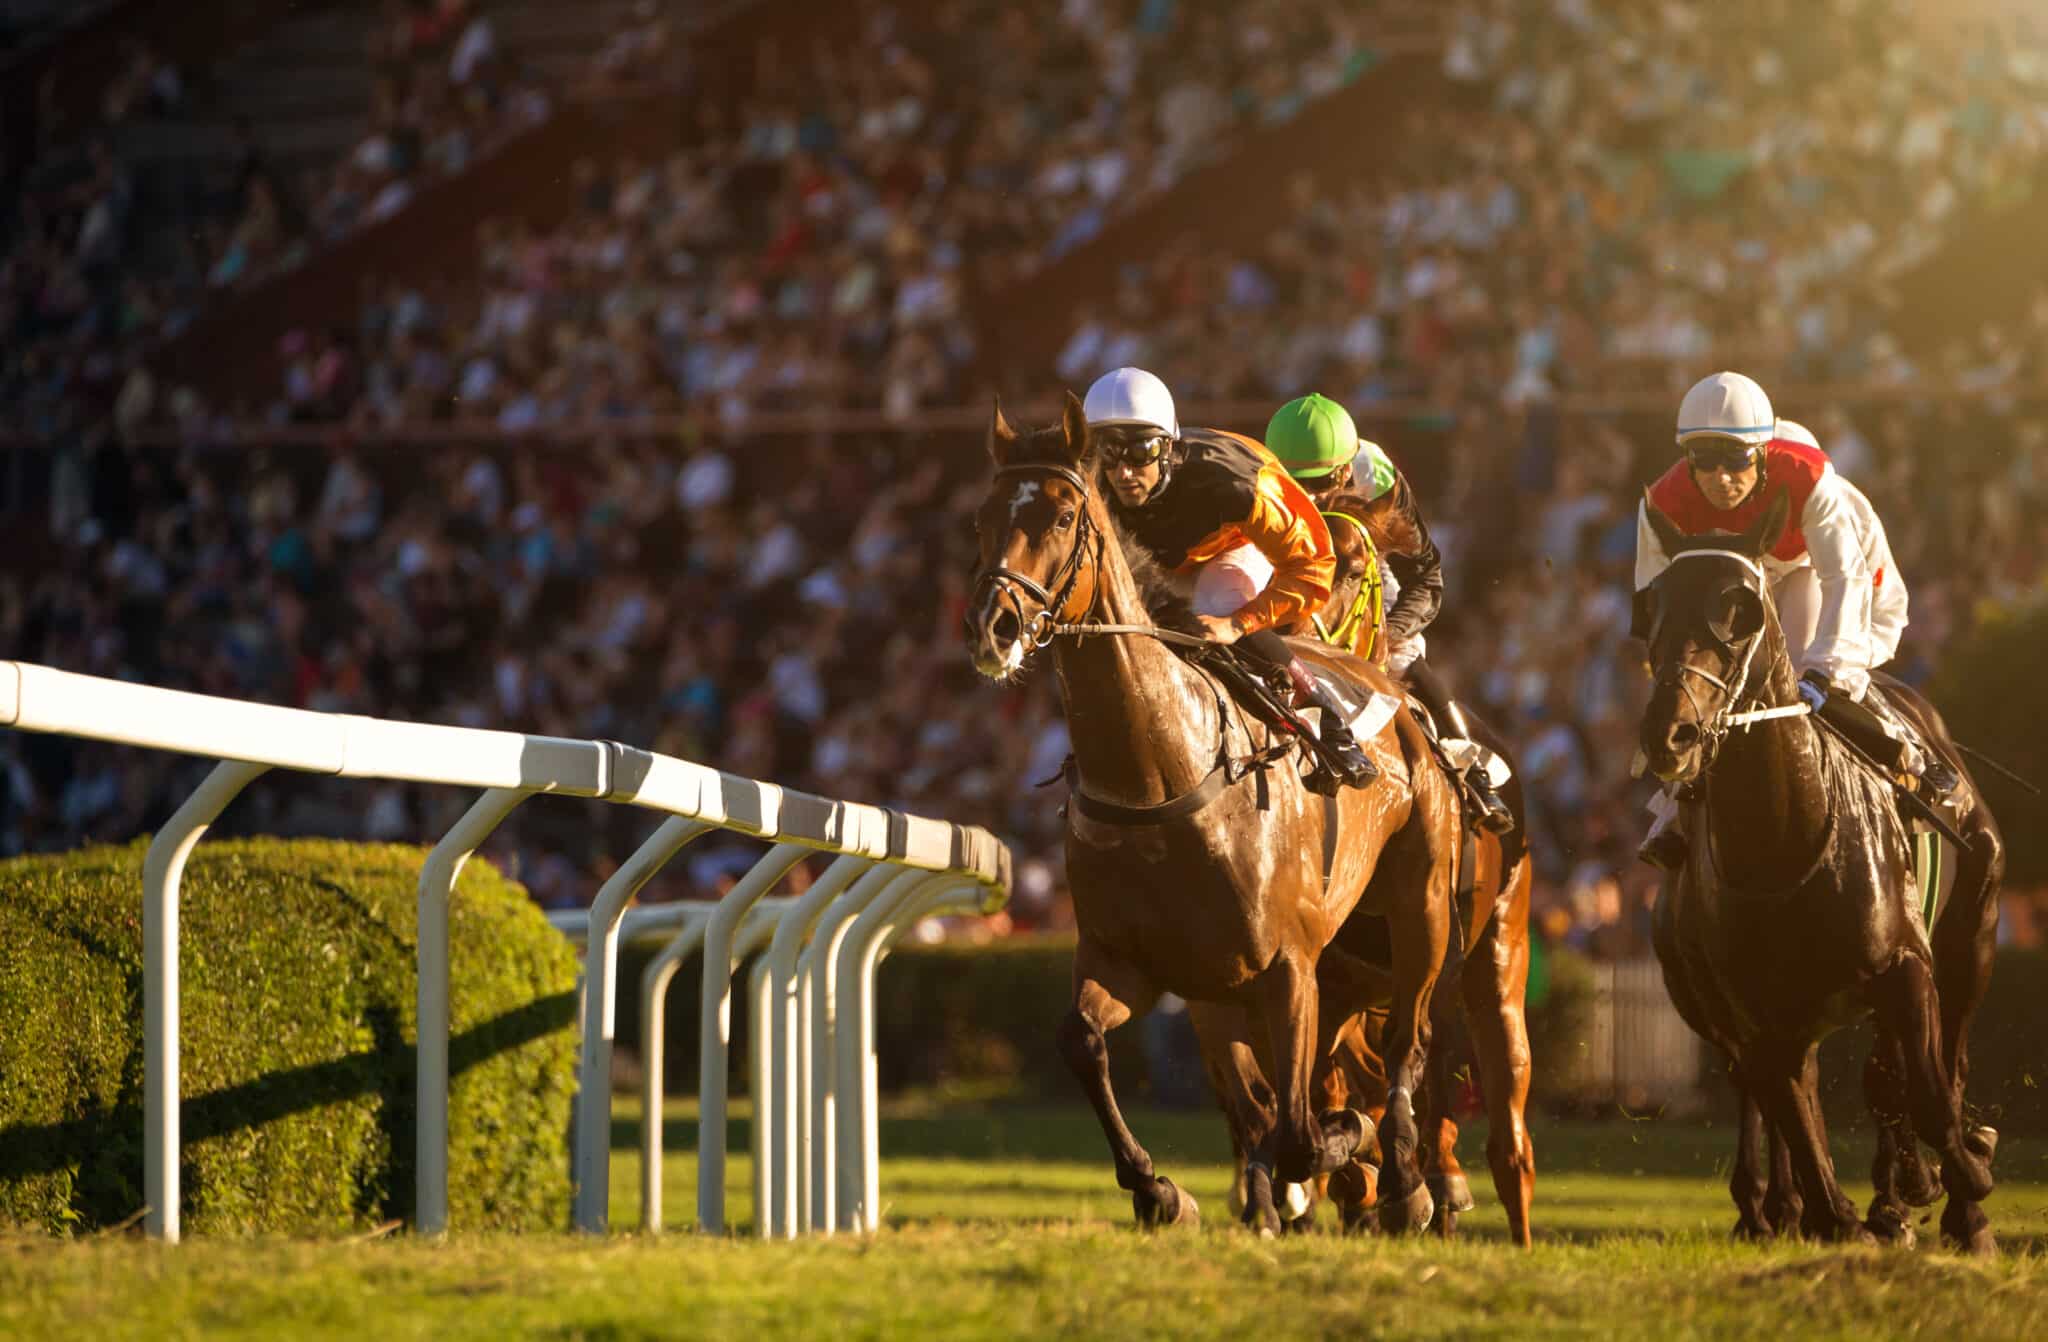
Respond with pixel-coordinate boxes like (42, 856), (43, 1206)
(964, 394), (1464, 1230)
(1638, 493), (2003, 1253)
(1191, 501), (1537, 1244)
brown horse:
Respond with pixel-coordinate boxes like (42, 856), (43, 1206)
(1638, 493), (2003, 1253)
(1190, 501), (1537, 1244)
(964, 394), (1463, 1230)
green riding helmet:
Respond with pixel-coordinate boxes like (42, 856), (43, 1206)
(1266, 393), (1396, 500)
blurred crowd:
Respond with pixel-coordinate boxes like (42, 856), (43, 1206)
(1, 2), (550, 451)
(7, 1), (2048, 955)
(1056, 0), (2048, 406)
(283, 0), (1426, 430)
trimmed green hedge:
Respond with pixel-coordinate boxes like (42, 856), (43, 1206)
(0, 839), (578, 1235)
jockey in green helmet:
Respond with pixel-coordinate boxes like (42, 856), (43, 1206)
(1267, 393), (1513, 834)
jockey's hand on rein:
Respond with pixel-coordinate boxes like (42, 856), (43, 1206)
(1196, 615), (1242, 645)
(1798, 670), (1831, 713)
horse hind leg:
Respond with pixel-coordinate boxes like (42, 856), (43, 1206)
(1871, 952), (1995, 1255)
(1460, 874), (1535, 1247)
(1931, 822), (2004, 1254)
(1728, 1083), (1773, 1240)
(1420, 981), (1474, 1239)
(1189, 1003), (1282, 1236)
(1863, 1031), (1936, 1246)
(1254, 949), (1367, 1189)
(1058, 946), (1196, 1229)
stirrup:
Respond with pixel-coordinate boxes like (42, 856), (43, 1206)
(1637, 825), (1687, 873)
(1469, 779), (1514, 834)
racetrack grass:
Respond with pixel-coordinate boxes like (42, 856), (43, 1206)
(6, 1102), (2048, 1341)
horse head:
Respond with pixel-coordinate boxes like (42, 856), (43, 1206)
(1293, 497), (1383, 664)
(964, 391), (1103, 680)
(1637, 489), (1792, 783)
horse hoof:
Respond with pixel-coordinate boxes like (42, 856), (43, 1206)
(1378, 1182), (1435, 1236)
(1732, 1217), (1769, 1243)
(1865, 1204), (1916, 1248)
(1898, 1155), (1943, 1208)
(1135, 1176), (1199, 1230)
(1283, 1204), (1318, 1236)
(1432, 1171), (1475, 1214)
(1952, 1226), (1996, 1257)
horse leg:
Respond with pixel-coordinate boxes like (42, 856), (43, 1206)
(1255, 948), (1364, 1189)
(1870, 952), (1995, 1255)
(1458, 875), (1534, 1248)
(1057, 943), (1193, 1229)
(1863, 1033), (1929, 1245)
(1747, 1043), (1870, 1244)
(1931, 824), (2003, 1254)
(1189, 1001), (1284, 1236)
(1420, 981), (1472, 1239)
(1374, 883), (1451, 1236)
(1728, 1083), (1774, 1240)
(1762, 1110), (1804, 1236)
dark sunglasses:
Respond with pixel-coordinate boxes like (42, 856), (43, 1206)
(1685, 441), (1758, 474)
(1098, 429), (1170, 467)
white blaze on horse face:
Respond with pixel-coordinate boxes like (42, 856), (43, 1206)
(1007, 480), (1041, 525)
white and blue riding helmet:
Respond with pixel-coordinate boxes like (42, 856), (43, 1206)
(1675, 371), (1777, 446)
(1773, 417), (1820, 449)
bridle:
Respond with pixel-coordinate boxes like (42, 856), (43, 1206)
(970, 463), (1101, 649)
(1311, 509), (1383, 660)
(1648, 548), (1810, 764)
(969, 461), (1212, 651)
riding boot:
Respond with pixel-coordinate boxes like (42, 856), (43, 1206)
(1636, 788), (1687, 872)
(1286, 658), (1379, 788)
(1464, 766), (1515, 834)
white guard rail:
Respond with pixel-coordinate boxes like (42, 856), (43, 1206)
(0, 660), (1010, 1242)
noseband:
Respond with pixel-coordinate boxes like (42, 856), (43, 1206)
(1650, 548), (1810, 763)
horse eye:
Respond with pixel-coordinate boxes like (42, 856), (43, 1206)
(1056, 509), (1077, 529)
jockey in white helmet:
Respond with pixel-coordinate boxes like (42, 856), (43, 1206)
(1080, 366), (1376, 789)
(1632, 371), (1951, 871)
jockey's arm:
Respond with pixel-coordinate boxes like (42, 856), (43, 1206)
(1800, 469), (1879, 693)
(1227, 467), (1336, 636)
(1630, 500), (1672, 640)
(1381, 498), (1444, 641)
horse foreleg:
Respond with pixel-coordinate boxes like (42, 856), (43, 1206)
(1872, 951), (1995, 1255)
(1058, 942), (1192, 1229)
(1420, 981), (1469, 1239)
(1932, 823), (2003, 1253)
(1461, 879), (1535, 1248)
(1747, 1043), (1869, 1244)
(1728, 1081), (1773, 1239)
(1254, 948), (1363, 1188)
(1863, 1031), (1934, 1244)
(1374, 898), (1450, 1235)
(1188, 1001), (1283, 1236)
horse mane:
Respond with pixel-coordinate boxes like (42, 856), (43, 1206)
(1320, 474), (1422, 557)
(994, 420), (1204, 638)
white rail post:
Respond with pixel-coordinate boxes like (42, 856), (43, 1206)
(695, 842), (809, 1234)
(637, 909), (711, 1233)
(758, 855), (877, 1238)
(416, 786), (530, 1237)
(142, 757), (271, 1244)
(573, 816), (713, 1233)
(801, 865), (927, 1233)
(830, 871), (953, 1230)
(856, 882), (986, 1232)
(738, 914), (786, 1238)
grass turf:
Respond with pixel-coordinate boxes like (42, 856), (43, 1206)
(6, 1102), (2048, 1340)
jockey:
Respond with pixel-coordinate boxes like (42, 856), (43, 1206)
(1081, 366), (1378, 788)
(1267, 392), (1514, 833)
(1632, 370), (1956, 872)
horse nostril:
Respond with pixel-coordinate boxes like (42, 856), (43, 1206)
(1669, 721), (1700, 749)
(991, 607), (1020, 646)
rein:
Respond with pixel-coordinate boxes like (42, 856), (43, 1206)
(1311, 510), (1383, 660)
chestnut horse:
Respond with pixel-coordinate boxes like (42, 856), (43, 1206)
(1638, 493), (2002, 1252)
(1194, 497), (1537, 1245)
(964, 395), (1463, 1230)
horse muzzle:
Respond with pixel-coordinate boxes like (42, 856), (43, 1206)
(964, 588), (1030, 681)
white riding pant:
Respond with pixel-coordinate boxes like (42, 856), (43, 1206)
(1177, 541), (1274, 619)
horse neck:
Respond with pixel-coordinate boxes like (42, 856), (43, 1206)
(1701, 620), (1832, 886)
(1052, 501), (1219, 805)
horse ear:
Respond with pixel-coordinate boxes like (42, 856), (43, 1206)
(988, 396), (1016, 466)
(1642, 490), (1686, 557)
(1746, 490), (1791, 559)
(1059, 389), (1091, 465)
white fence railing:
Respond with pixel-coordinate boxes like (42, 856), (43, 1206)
(1577, 958), (1708, 1115)
(0, 660), (1009, 1242)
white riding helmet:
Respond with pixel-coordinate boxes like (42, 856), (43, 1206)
(1082, 367), (1180, 439)
(1773, 417), (1820, 449)
(1675, 371), (1776, 446)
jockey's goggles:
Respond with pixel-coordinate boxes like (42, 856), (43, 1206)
(1684, 440), (1760, 474)
(1096, 427), (1172, 468)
